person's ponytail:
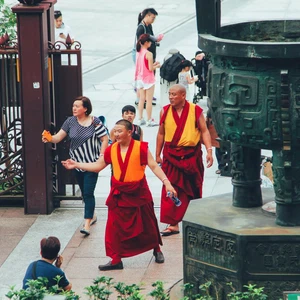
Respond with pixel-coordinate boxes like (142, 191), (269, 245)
(136, 40), (141, 52)
(137, 9), (147, 25)
(136, 34), (150, 52)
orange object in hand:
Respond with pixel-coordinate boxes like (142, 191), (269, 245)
(42, 130), (52, 142)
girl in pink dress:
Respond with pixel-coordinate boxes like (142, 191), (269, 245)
(135, 34), (160, 127)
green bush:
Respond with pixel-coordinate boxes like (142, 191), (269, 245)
(181, 281), (269, 300)
(6, 276), (79, 300)
(226, 283), (268, 300)
(0, 0), (17, 38)
(6, 277), (269, 300)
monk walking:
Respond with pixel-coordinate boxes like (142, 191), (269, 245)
(156, 84), (213, 236)
(62, 119), (177, 270)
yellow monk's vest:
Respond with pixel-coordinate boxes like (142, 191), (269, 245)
(110, 140), (145, 182)
(164, 103), (201, 147)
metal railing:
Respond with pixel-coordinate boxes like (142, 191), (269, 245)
(0, 48), (23, 199)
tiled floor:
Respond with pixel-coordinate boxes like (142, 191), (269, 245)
(61, 208), (183, 299)
(0, 208), (37, 267)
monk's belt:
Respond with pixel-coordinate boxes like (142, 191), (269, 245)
(171, 151), (195, 160)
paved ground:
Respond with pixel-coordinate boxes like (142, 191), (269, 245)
(1, 0), (297, 298)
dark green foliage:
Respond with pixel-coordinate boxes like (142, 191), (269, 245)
(6, 277), (270, 299)
(6, 276), (79, 300)
(0, 0), (17, 38)
(148, 281), (170, 300)
(226, 283), (268, 300)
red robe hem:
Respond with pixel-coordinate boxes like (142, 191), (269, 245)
(105, 176), (162, 259)
(160, 143), (204, 225)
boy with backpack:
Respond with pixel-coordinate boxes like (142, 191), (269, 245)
(160, 51), (186, 83)
(110, 105), (143, 142)
(159, 50), (186, 106)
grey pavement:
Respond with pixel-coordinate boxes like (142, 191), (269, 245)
(1, 0), (296, 298)
(53, 0), (197, 74)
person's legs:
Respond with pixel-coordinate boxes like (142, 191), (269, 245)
(135, 88), (140, 105)
(98, 259), (123, 271)
(137, 88), (146, 125)
(167, 224), (179, 231)
(98, 209), (124, 270)
(145, 85), (155, 121)
(145, 85), (159, 126)
(74, 170), (84, 199)
(82, 171), (98, 231)
(161, 223), (179, 236)
(98, 249), (123, 270)
(153, 245), (164, 263)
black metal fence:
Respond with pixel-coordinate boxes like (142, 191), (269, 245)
(0, 49), (23, 200)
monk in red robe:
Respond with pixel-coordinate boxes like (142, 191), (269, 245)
(62, 119), (177, 271)
(156, 84), (213, 236)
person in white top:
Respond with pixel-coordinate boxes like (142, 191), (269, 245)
(177, 60), (198, 101)
(54, 10), (74, 45)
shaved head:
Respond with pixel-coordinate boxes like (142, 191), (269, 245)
(170, 84), (186, 96)
(168, 84), (187, 107)
(115, 119), (133, 131)
(114, 119), (133, 145)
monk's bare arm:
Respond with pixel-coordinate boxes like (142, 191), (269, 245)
(61, 156), (108, 173)
(198, 113), (213, 168)
(155, 109), (165, 164)
(147, 150), (177, 197)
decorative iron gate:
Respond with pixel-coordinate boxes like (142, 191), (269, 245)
(0, 35), (83, 205)
(0, 45), (23, 201)
(48, 39), (83, 204)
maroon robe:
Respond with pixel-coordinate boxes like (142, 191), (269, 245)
(104, 141), (162, 261)
(160, 102), (204, 225)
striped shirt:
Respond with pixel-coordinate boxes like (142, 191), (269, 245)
(61, 116), (107, 171)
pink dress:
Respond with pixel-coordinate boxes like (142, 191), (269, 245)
(135, 48), (155, 88)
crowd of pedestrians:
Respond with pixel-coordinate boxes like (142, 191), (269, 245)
(22, 5), (216, 290)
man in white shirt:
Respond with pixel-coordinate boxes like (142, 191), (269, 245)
(54, 10), (74, 45)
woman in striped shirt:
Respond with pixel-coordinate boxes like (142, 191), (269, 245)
(42, 96), (109, 236)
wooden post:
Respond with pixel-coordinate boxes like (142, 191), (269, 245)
(12, 0), (57, 214)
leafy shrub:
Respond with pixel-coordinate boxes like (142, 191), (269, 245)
(226, 283), (268, 300)
(0, 0), (17, 38)
(6, 276), (79, 300)
(182, 281), (268, 300)
(6, 277), (269, 300)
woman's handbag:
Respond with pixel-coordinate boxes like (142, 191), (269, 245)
(132, 48), (137, 64)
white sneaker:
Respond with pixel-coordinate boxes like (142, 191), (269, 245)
(137, 119), (146, 126)
(146, 119), (159, 127)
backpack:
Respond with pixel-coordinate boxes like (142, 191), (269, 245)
(160, 52), (185, 82)
(132, 23), (146, 63)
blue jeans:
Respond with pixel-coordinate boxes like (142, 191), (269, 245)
(75, 170), (98, 219)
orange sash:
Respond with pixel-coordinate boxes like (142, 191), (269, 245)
(160, 101), (202, 147)
(107, 140), (147, 182)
